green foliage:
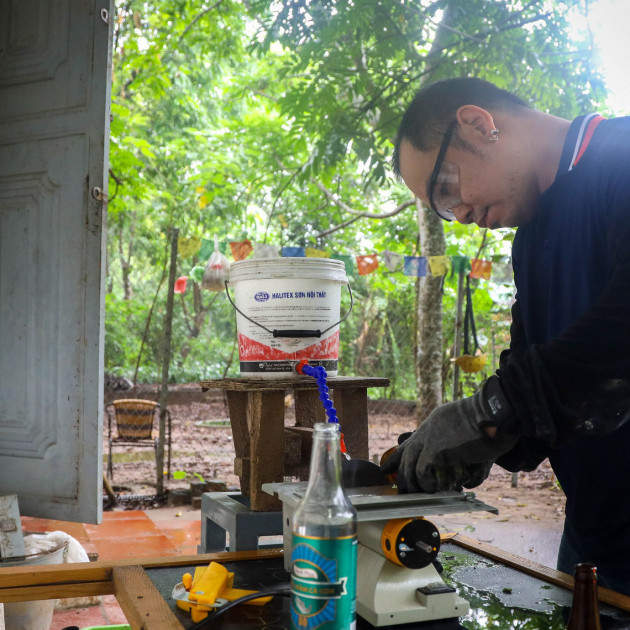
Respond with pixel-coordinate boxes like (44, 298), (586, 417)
(173, 469), (205, 483)
(105, 293), (151, 373)
(106, 0), (607, 401)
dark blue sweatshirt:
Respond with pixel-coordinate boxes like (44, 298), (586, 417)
(496, 114), (630, 579)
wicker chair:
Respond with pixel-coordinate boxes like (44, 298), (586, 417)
(105, 399), (172, 482)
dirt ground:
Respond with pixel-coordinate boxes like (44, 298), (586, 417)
(105, 394), (566, 532)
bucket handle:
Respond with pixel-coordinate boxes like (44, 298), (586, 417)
(224, 280), (354, 338)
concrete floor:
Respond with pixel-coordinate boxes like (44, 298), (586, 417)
(19, 507), (202, 630)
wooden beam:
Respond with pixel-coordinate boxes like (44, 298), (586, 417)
(200, 376), (390, 391)
(247, 390), (285, 511)
(294, 389), (325, 427)
(451, 534), (630, 612)
(332, 387), (369, 459)
(113, 565), (183, 630)
(283, 427), (303, 467)
(0, 581), (112, 603)
(0, 550), (284, 596)
(226, 390), (251, 495)
(284, 426), (314, 461)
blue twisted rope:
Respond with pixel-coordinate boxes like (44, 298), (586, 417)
(298, 362), (349, 458)
(300, 364), (339, 424)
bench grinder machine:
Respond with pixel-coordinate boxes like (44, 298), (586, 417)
(264, 481), (497, 626)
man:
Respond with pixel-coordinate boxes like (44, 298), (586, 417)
(383, 77), (630, 594)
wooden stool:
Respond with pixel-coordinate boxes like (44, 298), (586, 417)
(199, 376), (390, 511)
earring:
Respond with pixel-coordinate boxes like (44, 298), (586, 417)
(489, 128), (499, 142)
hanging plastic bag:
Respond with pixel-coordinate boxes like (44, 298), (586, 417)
(202, 235), (230, 291)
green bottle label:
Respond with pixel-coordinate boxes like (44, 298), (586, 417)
(290, 533), (357, 630)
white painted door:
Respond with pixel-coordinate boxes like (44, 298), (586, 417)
(0, 0), (113, 523)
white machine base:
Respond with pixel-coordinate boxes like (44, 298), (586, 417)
(356, 544), (469, 626)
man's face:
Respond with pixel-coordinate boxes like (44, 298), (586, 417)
(398, 131), (540, 229)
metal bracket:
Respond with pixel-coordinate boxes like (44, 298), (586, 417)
(91, 186), (108, 202)
(0, 495), (25, 558)
(0, 519), (17, 533)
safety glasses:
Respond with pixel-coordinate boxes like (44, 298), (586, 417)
(428, 120), (462, 221)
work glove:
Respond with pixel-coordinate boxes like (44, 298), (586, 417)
(381, 376), (520, 493)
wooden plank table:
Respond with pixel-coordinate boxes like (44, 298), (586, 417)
(2, 537), (630, 629)
(199, 376), (390, 511)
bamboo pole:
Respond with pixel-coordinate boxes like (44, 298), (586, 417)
(157, 228), (179, 496)
(452, 270), (465, 400)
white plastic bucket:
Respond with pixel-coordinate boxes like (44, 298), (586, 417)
(2, 536), (68, 630)
(227, 258), (349, 378)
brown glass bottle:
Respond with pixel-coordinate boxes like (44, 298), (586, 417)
(566, 563), (603, 630)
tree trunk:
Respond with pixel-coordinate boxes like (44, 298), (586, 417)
(415, 198), (446, 424)
(412, 3), (456, 425)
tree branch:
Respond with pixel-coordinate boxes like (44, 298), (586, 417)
(316, 181), (414, 218)
(264, 162), (304, 239)
(316, 190), (416, 238)
(317, 213), (364, 238)
(178, 1), (224, 44)
(424, 15), (486, 44)
(474, 230), (489, 260)
(179, 293), (195, 336)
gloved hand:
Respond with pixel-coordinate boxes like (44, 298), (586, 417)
(381, 376), (520, 493)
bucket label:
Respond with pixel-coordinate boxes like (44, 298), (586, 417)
(240, 359), (338, 374)
(290, 534), (357, 629)
(265, 290), (328, 299)
(238, 332), (339, 362)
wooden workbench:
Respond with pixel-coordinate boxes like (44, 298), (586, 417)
(200, 376), (390, 511)
(2, 536), (630, 629)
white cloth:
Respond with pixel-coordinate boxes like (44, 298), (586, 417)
(23, 531), (89, 564)
(1, 531), (89, 630)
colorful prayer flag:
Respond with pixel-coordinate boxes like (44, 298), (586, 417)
(199, 238), (214, 261)
(282, 246), (305, 257)
(230, 240), (253, 261)
(305, 247), (328, 258)
(178, 236), (201, 258)
(356, 254), (379, 276)
(382, 250), (404, 272)
(174, 276), (188, 294)
(403, 256), (427, 277)
(428, 255), (450, 277)
(470, 258), (492, 280)
(451, 255), (471, 275)
(252, 242), (281, 259)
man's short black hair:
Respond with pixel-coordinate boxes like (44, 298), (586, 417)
(392, 77), (530, 178)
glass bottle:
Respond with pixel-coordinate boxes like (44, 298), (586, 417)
(566, 563), (603, 630)
(290, 422), (358, 630)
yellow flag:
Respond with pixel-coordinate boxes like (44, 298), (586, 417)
(428, 255), (450, 277)
(178, 236), (201, 258)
